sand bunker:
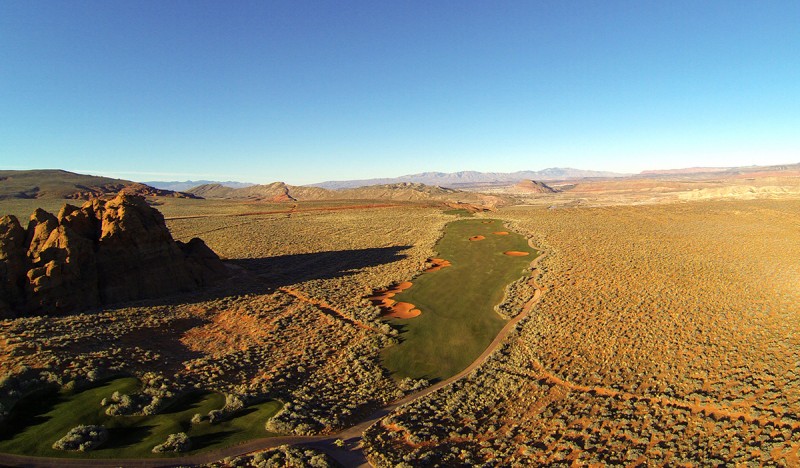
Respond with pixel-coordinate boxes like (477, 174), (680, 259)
(368, 282), (422, 319)
(493, 231), (509, 235)
(469, 235), (486, 241)
(425, 258), (452, 272)
(366, 258), (452, 319)
(504, 251), (530, 256)
(482, 221), (492, 224)
(385, 302), (421, 319)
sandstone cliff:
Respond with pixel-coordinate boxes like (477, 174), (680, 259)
(0, 193), (226, 317)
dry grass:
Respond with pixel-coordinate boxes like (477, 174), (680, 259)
(364, 199), (800, 466)
(0, 199), (452, 436)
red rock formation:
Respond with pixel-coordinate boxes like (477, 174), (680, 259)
(0, 193), (226, 316)
(0, 216), (27, 317)
(64, 182), (200, 200)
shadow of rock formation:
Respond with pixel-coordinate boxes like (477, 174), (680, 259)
(230, 246), (411, 290)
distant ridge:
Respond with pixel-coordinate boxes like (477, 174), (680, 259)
(309, 167), (627, 189)
(639, 163), (800, 177)
(144, 180), (255, 191)
(511, 180), (560, 194)
(188, 181), (508, 207)
(0, 170), (198, 200)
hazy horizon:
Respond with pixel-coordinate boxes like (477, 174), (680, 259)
(4, 159), (800, 188)
(2, 1), (798, 185)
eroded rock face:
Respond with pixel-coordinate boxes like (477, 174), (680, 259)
(0, 215), (27, 317)
(0, 193), (226, 316)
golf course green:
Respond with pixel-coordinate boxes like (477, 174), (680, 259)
(0, 377), (281, 458)
(381, 218), (537, 381)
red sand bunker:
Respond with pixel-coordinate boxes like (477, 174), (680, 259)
(368, 282), (421, 319)
(425, 258), (452, 272)
(386, 302), (421, 319)
(469, 235), (486, 241)
(504, 251), (530, 256)
(367, 258), (452, 319)
(493, 231), (509, 235)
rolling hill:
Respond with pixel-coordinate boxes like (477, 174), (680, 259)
(0, 170), (198, 200)
(144, 180), (255, 191)
(188, 181), (508, 207)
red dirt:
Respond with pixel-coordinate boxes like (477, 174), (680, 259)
(469, 235), (486, 241)
(181, 308), (274, 356)
(425, 258), (451, 272)
(504, 251), (530, 256)
(493, 231), (509, 235)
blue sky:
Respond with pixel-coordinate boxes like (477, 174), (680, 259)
(1, 1), (798, 185)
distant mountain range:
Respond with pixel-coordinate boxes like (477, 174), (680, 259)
(309, 168), (628, 189)
(144, 180), (255, 191)
(640, 163), (800, 177)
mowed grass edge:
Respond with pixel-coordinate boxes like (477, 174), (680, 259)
(0, 377), (282, 458)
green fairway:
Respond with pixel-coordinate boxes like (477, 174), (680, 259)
(381, 219), (537, 381)
(0, 377), (282, 458)
(442, 208), (474, 217)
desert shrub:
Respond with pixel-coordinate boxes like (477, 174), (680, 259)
(207, 409), (223, 424)
(52, 425), (108, 451)
(151, 432), (191, 453)
(104, 390), (134, 415)
(202, 444), (337, 468)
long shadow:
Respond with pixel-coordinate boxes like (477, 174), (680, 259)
(190, 430), (237, 451)
(0, 386), (62, 441)
(229, 246), (411, 292)
(103, 425), (156, 450)
(159, 390), (215, 415)
(106, 246), (411, 309)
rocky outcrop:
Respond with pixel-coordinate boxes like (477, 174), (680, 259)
(65, 182), (200, 200)
(0, 216), (27, 317)
(0, 193), (226, 316)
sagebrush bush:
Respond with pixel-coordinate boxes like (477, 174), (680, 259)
(52, 425), (108, 452)
(151, 432), (191, 453)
